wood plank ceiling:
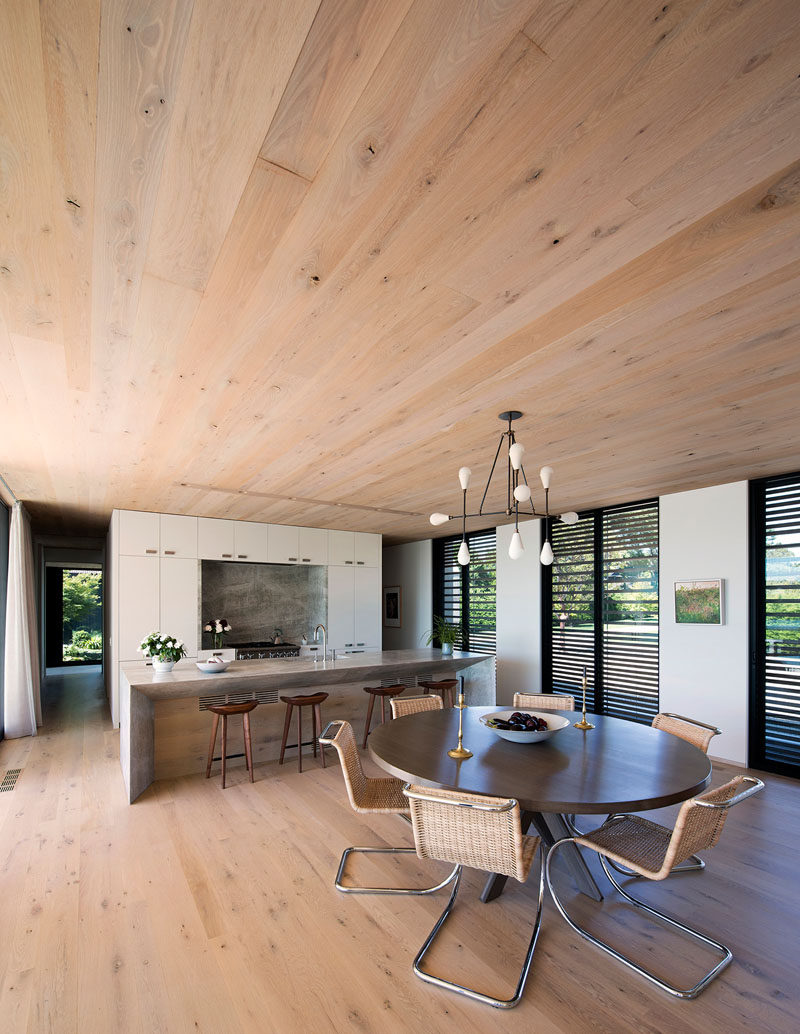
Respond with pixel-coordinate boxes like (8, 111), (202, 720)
(1, 0), (799, 543)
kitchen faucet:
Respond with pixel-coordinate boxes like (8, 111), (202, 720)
(314, 623), (328, 661)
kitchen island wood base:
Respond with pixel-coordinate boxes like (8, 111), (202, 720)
(121, 650), (494, 802)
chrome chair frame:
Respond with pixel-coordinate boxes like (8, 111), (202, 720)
(319, 720), (459, 896)
(547, 777), (764, 999)
(403, 786), (545, 1009)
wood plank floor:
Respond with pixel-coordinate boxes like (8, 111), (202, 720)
(0, 669), (796, 1033)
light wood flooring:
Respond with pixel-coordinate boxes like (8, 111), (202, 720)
(0, 668), (797, 1033)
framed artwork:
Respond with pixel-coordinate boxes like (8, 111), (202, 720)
(674, 579), (724, 624)
(383, 585), (402, 627)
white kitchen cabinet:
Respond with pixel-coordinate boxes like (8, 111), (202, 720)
(327, 566), (380, 651)
(233, 521), (268, 562)
(198, 517), (235, 560)
(354, 532), (381, 568)
(118, 555), (159, 660)
(159, 513), (197, 558)
(268, 524), (300, 564)
(327, 566), (355, 649)
(160, 558), (199, 657)
(298, 526), (328, 565)
(119, 510), (160, 556)
(328, 529), (355, 566)
(354, 566), (381, 648)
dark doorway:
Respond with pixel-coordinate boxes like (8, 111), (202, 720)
(45, 566), (103, 668)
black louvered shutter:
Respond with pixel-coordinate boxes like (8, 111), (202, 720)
(752, 473), (800, 775)
(545, 500), (659, 723)
(437, 530), (496, 654)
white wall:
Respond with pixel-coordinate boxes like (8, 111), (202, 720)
(381, 540), (432, 651)
(496, 520), (542, 706)
(659, 481), (749, 765)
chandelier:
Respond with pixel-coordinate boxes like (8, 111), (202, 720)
(429, 411), (578, 565)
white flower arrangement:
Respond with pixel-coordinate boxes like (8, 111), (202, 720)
(138, 632), (187, 663)
(204, 618), (232, 649)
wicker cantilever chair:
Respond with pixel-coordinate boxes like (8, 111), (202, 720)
(391, 694), (444, 719)
(547, 775), (764, 999)
(318, 720), (458, 895)
(403, 783), (544, 1009)
(512, 692), (575, 711)
(601, 712), (724, 877)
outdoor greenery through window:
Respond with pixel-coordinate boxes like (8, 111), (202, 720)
(62, 569), (103, 664)
(543, 500), (659, 723)
(433, 530), (496, 654)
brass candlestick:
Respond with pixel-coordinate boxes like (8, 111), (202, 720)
(448, 690), (473, 759)
(574, 666), (595, 730)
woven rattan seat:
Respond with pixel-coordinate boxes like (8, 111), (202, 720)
(318, 719), (458, 896)
(547, 775), (764, 999)
(403, 783), (544, 1008)
(512, 692), (575, 711)
(391, 694), (444, 719)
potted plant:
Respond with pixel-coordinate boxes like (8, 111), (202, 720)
(138, 632), (187, 673)
(423, 616), (461, 656)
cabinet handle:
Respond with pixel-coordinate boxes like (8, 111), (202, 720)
(356, 561), (364, 565)
(145, 548), (157, 554)
(288, 556), (298, 562)
(356, 642), (365, 647)
(237, 554), (247, 559)
(302, 558), (311, 563)
(345, 643), (354, 648)
(164, 550), (176, 555)
(222, 553), (232, 558)
(345, 560), (353, 565)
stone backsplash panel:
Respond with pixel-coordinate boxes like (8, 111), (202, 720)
(200, 561), (327, 648)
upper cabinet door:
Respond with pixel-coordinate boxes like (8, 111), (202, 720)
(298, 526), (328, 565)
(119, 510), (160, 556)
(159, 514), (198, 558)
(118, 555), (159, 660)
(267, 524), (300, 564)
(234, 521), (268, 562)
(328, 529), (355, 566)
(160, 557), (198, 656)
(354, 532), (381, 567)
(198, 517), (235, 560)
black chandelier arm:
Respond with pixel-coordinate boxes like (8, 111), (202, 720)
(478, 433), (507, 515)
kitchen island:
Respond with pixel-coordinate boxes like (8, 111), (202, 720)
(120, 649), (494, 803)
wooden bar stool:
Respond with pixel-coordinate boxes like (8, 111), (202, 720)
(279, 692), (328, 773)
(419, 679), (457, 708)
(362, 685), (406, 747)
(205, 699), (258, 789)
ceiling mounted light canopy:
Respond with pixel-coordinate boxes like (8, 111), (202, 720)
(429, 410), (579, 565)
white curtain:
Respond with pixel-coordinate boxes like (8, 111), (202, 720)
(3, 502), (41, 737)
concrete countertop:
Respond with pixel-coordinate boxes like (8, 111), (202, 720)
(122, 649), (491, 700)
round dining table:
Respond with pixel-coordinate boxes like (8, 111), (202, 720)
(368, 706), (712, 902)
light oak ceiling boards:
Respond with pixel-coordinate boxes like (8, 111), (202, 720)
(1, 0), (800, 543)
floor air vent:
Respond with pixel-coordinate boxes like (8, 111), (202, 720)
(0, 768), (22, 792)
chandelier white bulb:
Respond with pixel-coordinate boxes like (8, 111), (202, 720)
(513, 483), (531, 503)
(458, 466), (472, 491)
(540, 540), (554, 565)
(457, 540), (470, 566)
(539, 465), (553, 489)
(508, 531), (524, 559)
(508, 442), (525, 470)
(429, 512), (450, 526)
(560, 511), (579, 525)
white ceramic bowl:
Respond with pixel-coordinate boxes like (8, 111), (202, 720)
(196, 659), (231, 673)
(479, 709), (570, 743)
